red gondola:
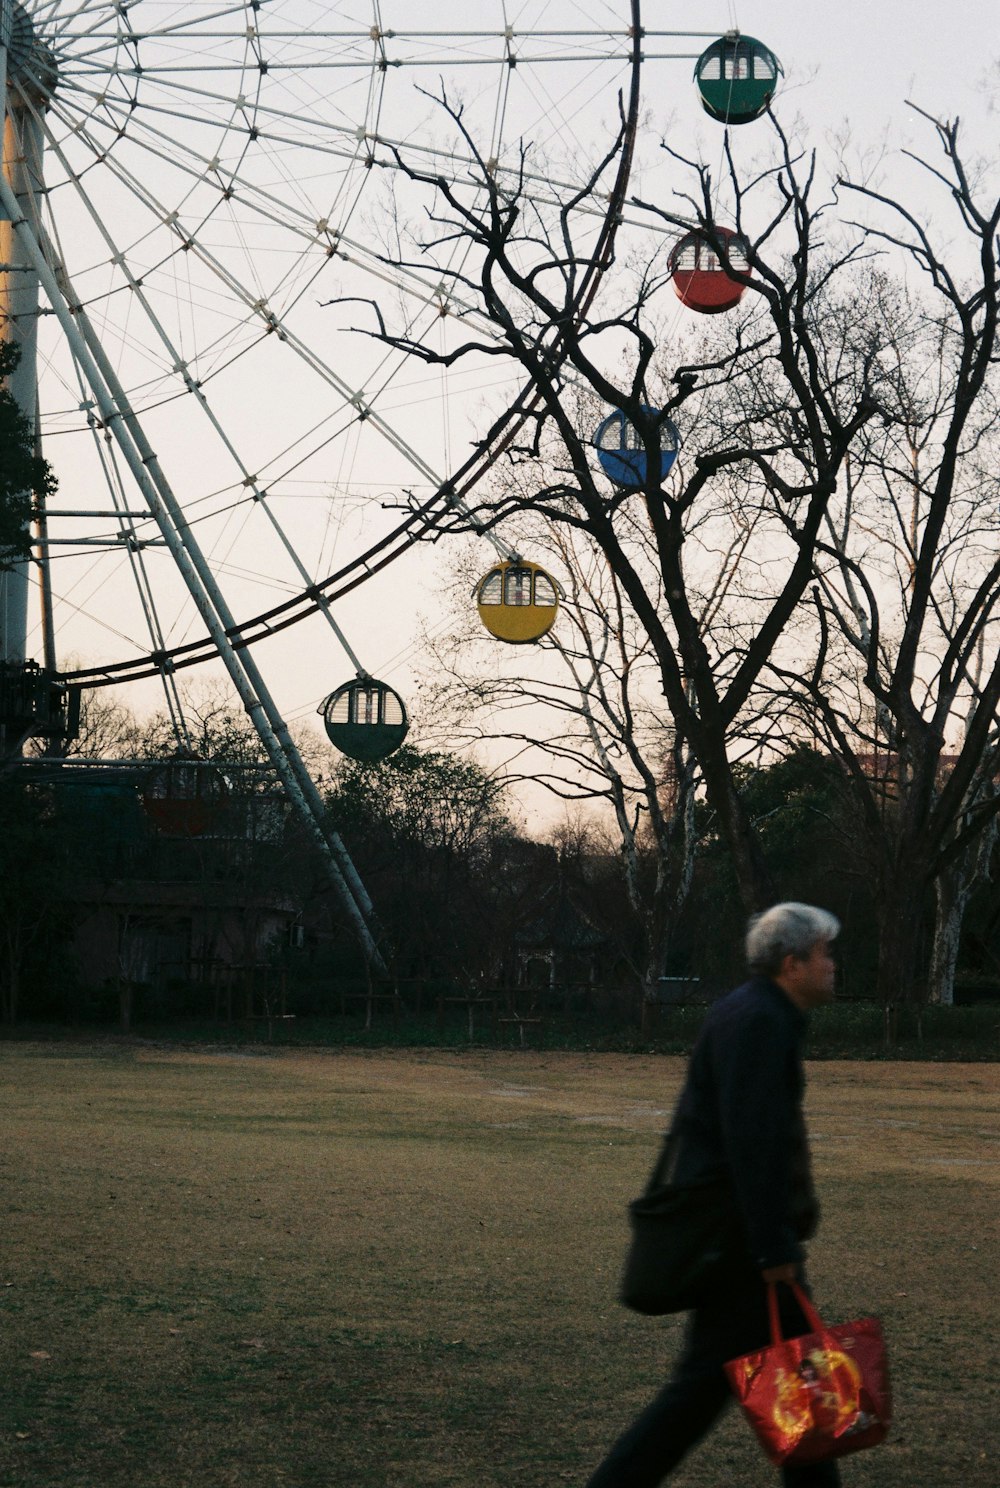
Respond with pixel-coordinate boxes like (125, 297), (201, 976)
(668, 227), (750, 315)
(141, 753), (228, 836)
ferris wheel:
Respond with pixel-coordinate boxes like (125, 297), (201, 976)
(0, 0), (765, 968)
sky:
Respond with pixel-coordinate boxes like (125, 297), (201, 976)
(7, 0), (1000, 817)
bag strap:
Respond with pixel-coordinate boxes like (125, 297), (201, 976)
(646, 1128), (683, 1192)
(766, 1280), (826, 1345)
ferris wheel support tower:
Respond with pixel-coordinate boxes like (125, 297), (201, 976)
(0, 1), (388, 975)
(0, 0), (46, 669)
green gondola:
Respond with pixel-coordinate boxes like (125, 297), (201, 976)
(694, 33), (782, 127)
(320, 678), (409, 763)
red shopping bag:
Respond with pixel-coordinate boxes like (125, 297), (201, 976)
(724, 1282), (891, 1467)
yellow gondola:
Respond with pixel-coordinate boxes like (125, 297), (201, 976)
(475, 559), (561, 644)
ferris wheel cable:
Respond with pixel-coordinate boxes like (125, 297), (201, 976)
(31, 206), (610, 538)
(53, 359), (401, 548)
(45, 0), (121, 43)
(39, 12), (705, 77)
(490, 27), (513, 148)
(76, 401), (188, 723)
(87, 50), (655, 74)
(283, 15), (647, 574)
(41, 92), (505, 352)
(433, 3), (645, 541)
(47, 18), (695, 58)
(57, 470), (538, 663)
(343, 5), (647, 551)
(118, 2), (255, 44)
(50, 29), (711, 60)
(23, 0), (62, 22)
(37, 0), (120, 28)
(42, 0), (645, 681)
(29, 571), (155, 652)
(23, 154), (347, 653)
(51, 72), (636, 247)
(36, 104), (454, 494)
(200, 559), (305, 594)
(97, 27), (714, 42)
(51, 92), (627, 243)
(8, 192), (385, 958)
(62, 489), (452, 684)
(49, 39), (634, 201)
(48, 290), (529, 494)
(317, 423), (363, 585)
(66, 521), (445, 684)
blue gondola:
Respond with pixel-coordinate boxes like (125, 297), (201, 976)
(593, 407), (680, 489)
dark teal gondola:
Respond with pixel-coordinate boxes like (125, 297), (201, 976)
(593, 407), (680, 489)
(694, 33), (783, 126)
(320, 678), (409, 763)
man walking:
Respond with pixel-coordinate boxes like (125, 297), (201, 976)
(587, 902), (842, 1488)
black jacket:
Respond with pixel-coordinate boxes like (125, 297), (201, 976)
(669, 976), (819, 1270)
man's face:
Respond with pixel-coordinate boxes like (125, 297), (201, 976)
(780, 939), (837, 1009)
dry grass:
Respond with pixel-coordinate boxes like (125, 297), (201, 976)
(0, 1043), (997, 1487)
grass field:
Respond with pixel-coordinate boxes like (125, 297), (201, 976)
(1, 1043), (997, 1487)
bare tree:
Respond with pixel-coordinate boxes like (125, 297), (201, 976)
(425, 517), (701, 999)
(336, 95), (884, 919)
(332, 85), (1000, 1012)
(755, 113), (1000, 1009)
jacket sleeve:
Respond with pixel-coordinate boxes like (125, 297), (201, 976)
(709, 1007), (803, 1270)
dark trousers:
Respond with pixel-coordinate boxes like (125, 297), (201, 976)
(586, 1272), (842, 1487)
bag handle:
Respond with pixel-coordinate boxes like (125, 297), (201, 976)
(646, 1127), (683, 1192)
(766, 1279), (825, 1345)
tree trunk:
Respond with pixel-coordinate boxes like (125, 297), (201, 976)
(699, 756), (772, 912)
(639, 928), (672, 1011)
(875, 870), (928, 1010)
(928, 869), (964, 1006)
(928, 813), (998, 1006)
(638, 808), (698, 1011)
(3, 929), (22, 1024)
(2, 964), (19, 1025)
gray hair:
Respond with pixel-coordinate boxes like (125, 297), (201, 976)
(746, 902), (840, 976)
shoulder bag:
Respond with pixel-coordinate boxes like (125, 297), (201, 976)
(619, 1129), (743, 1315)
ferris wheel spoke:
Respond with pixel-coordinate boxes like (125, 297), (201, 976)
(44, 82), (500, 380)
(51, 41), (626, 210)
(13, 0), (654, 680)
(54, 81), (623, 275)
(59, 69), (258, 120)
(47, 35), (121, 67)
(44, 0), (120, 42)
(3, 0), (671, 974)
(52, 146), (370, 667)
(69, 67), (367, 133)
(47, 0), (243, 45)
(25, 0), (66, 24)
(126, 3), (256, 43)
(39, 100), (456, 560)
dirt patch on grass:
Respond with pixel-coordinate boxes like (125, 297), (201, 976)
(1, 1044), (996, 1485)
